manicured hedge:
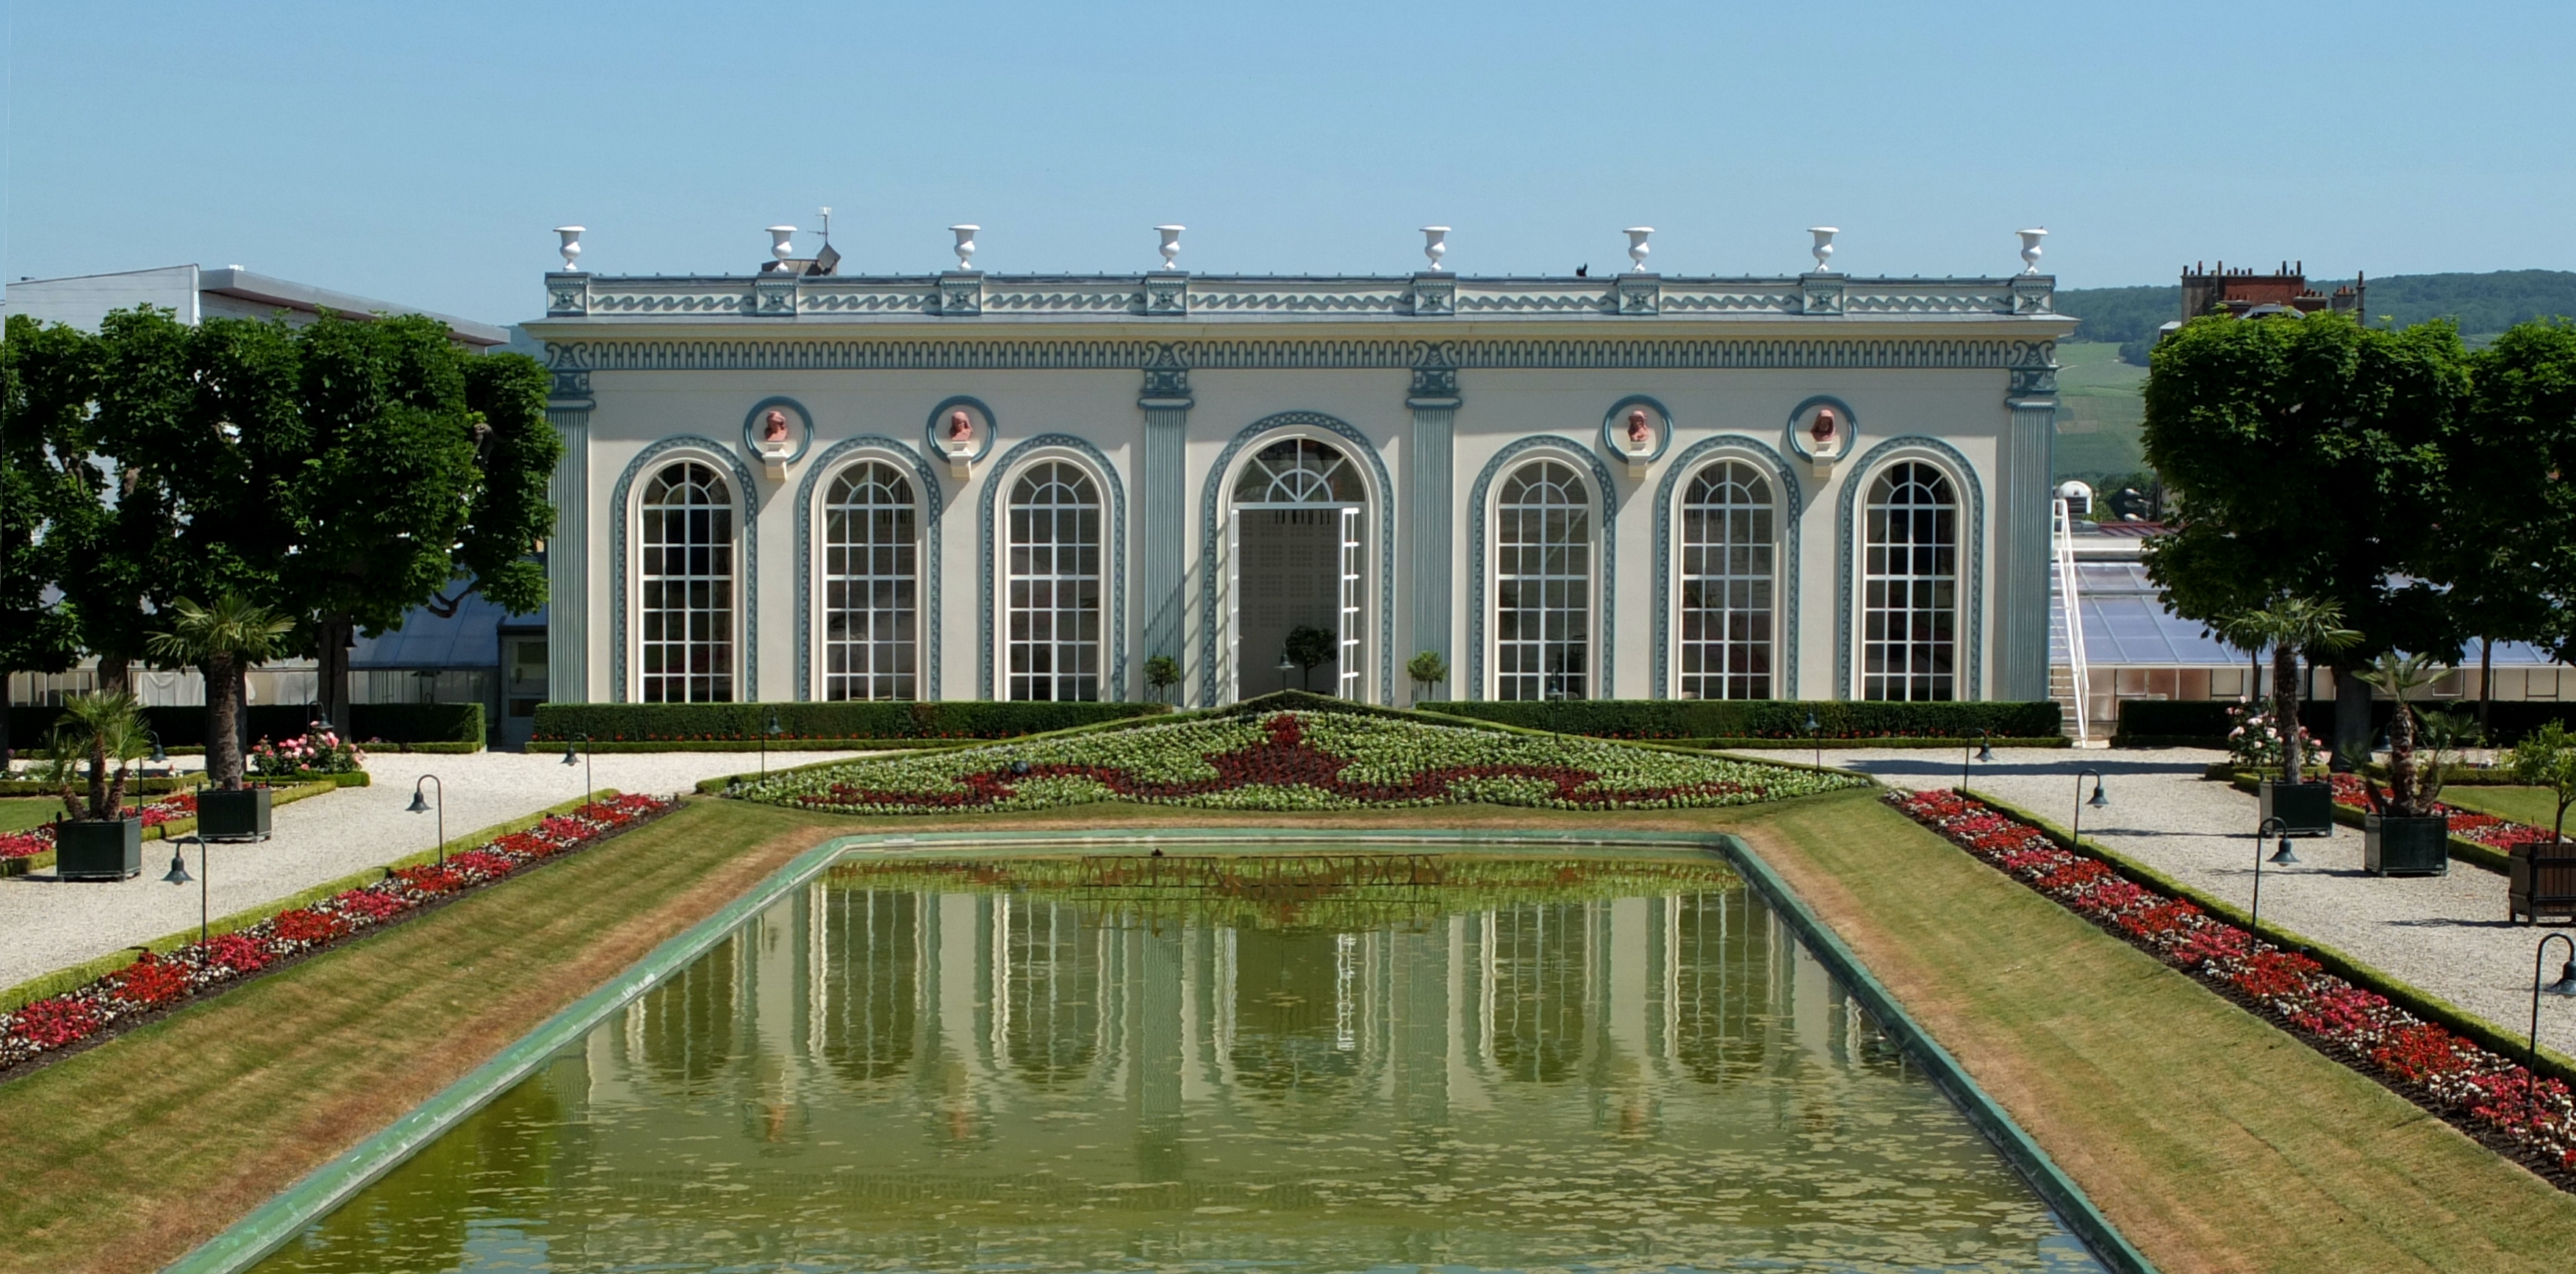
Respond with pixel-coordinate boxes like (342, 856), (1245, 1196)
(8, 701), (483, 748)
(2117, 697), (2576, 747)
(530, 700), (1169, 743)
(1416, 699), (2063, 741)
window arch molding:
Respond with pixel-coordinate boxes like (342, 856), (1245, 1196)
(794, 437), (944, 701)
(1652, 435), (1801, 699)
(1465, 436), (1618, 701)
(1834, 437), (1984, 700)
(978, 435), (1126, 701)
(1194, 412), (1396, 707)
(610, 437), (758, 704)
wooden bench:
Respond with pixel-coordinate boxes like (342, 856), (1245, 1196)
(2511, 842), (2576, 924)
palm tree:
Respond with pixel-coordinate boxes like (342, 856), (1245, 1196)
(2360, 652), (2447, 817)
(43, 690), (150, 822)
(146, 594), (295, 790)
(2235, 597), (2361, 781)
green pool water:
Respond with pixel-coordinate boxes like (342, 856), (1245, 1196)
(248, 850), (2105, 1273)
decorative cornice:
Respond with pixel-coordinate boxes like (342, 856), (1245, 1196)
(542, 335), (2062, 375)
(542, 273), (2062, 326)
(1138, 343), (1192, 407)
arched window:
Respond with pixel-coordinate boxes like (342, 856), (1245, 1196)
(1233, 437), (1363, 505)
(1493, 459), (1592, 701)
(820, 461), (918, 701)
(638, 460), (735, 703)
(1676, 460), (1775, 700)
(1861, 461), (1958, 701)
(1005, 461), (1102, 701)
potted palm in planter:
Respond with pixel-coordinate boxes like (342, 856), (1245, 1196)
(2356, 653), (2455, 876)
(147, 594), (295, 842)
(2236, 597), (2357, 836)
(43, 691), (151, 881)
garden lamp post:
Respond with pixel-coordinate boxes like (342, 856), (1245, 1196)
(162, 833), (209, 945)
(2250, 816), (2293, 948)
(1960, 728), (1992, 795)
(762, 710), (783, 780)
(145, 729), (168, 767)
(1277, 654), (1296, 695)
(2530, 933), (2576, 1072)
(1807, 711), (1822, 769)
(2071, 769), (2108, 845)
(406, 774), (446, 866)
(562, 733), (593, 806)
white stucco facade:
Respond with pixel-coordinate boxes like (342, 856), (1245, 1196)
(526, 265), (2075, 707)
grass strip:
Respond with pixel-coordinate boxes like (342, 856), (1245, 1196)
(0, 790), (624, 1013)
(1743, 787), (2576, 1274)
(0, 798), (843, 1274)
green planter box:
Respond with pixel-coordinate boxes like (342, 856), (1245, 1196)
(2259, 780), (2336, 837)
(2365, 813), (2451, 876)
(54, 817), (142, 881)
(198, 787), (273, 842)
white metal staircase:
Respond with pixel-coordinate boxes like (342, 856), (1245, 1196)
(2050, 498), (2093, 745)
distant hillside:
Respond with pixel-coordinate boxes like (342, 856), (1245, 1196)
(2057, 270), (2576, 363)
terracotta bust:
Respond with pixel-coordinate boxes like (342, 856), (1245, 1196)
(1810, 407), (1839, 448)
(761, 409), (790, 443)
(948, 409), (975, 443)
(1626, 408), (1653, 447)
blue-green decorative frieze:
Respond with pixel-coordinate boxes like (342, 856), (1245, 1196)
(542, 335), (2062, 375)
(542, 273), (2061, 326)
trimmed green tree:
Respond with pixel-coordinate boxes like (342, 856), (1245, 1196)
(2511, 719), (2576, 848)
(2142, 310), (2472, 765)
(0, 315), (86, 762)
(2453, 319), (2576, 730)
(1407, 650), (1451, 703)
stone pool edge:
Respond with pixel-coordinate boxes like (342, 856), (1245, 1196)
(165, 826), (2157, 1274)
(1714, 834), (2161, 1274)
(159, 831), (863, 1274)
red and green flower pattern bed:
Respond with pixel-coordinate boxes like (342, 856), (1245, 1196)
(739, 711), (1868, 815)
(0, 793), (672, 1076)
(1893, 788), (2576, 1182)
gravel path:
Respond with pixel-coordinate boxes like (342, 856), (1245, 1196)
(1775, 745), (2576, 1061)
(0, 749), (861, 993)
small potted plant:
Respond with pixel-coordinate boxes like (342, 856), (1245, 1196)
(1143, 654), (1182, 706)
(147, 594), (295, 840)
(42, 691), (151, 881)
(2356, 653), (2454, 876)
(2234, 597), (2357, 836)
(1407, 650), (1451, 705)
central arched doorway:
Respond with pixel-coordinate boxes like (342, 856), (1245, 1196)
(1221, 437), (1367, 699)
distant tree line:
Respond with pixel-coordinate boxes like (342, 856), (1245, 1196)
(2059, 270), (2576, 364)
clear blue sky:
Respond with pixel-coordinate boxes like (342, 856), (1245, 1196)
(6, 1), (2566, 326)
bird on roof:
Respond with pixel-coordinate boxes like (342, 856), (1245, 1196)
(1575, 264), (1588, 277)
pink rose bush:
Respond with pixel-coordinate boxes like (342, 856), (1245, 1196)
(0, 792), (670, 1073)
(1892, 787), (2576, 1172)
(250, 730), (365, 777)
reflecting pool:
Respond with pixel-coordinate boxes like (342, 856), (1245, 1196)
(251, 850), (2104, 1273)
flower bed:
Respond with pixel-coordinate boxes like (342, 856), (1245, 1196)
(0, 792), (672, 1076)
(1891, 787), (2576, 1178)
(0, 791), (202, 860)
(2326, 773), (2563, 852)
(740, 710), (1869, 815)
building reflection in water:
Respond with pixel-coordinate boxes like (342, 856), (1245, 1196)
(251, 856), (2098, 1274)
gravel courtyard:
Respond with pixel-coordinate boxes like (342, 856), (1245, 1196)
(0, 748), (858, 992)
(1788, 744), (2576, 1062)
